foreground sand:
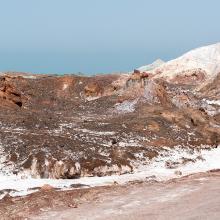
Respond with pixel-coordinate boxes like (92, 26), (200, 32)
(30, 171), (220, 220)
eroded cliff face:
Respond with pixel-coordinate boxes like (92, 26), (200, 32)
(0, 71), (219, 179)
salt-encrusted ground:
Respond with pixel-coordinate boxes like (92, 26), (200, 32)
(1, 146), (220, 199)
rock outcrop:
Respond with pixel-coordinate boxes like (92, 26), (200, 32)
(0, 76), (23, 107)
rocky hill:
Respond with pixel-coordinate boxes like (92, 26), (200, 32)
(0, 44), (220, 197)
(152, 43), (220, 83)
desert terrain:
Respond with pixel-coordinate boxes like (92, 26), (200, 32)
(0, 43), (220, 219)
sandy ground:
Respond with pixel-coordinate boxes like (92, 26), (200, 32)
(31, 172), (220, 220)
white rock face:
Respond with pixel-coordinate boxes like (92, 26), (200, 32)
(153, 42), (220, 80)
(137, 59), (165, 72)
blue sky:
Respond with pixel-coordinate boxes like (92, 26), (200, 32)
(0, 0), (220, 74)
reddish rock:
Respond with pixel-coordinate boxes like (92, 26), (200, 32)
(84, 82), (102, 97)
(40, 184), (54, 191)
(0, 78), (23, 107)
(171, 69), (207, 85)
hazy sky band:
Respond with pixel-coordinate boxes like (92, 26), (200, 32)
(0, 0), (220, 74)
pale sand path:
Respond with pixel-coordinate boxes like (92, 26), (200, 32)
(31, 173), (220, 220)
